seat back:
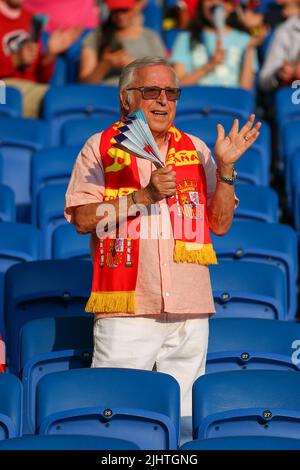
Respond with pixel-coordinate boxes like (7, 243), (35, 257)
(0, 184), (16, 222)
(20, 316), (93, 433)
(0, 117), (48, 221)
(43, 85), (119, 146)
(0, 373), (22, 440)
(207, 318), (300, 373)
(53, 224), (90, 260)
(211, 221), (298, 320)
(62, 117), (117, 147)
(193, 370), (300, 440)
(234, 184), (279, 223)
(4, 259), (93, 373)
(31, 147), (80, 225)
(0, 223), (40, 334)
(36, 368), (180, 450)
(210, 261), (287, 320)
(0, 86), (22, 118)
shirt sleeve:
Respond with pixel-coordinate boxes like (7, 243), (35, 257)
(64, 133), (105, 223)
(82, 29), (101, 52)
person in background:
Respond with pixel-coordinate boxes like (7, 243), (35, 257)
(0, 0), (78, 117)
(171, 0), (258, 89)
(259, 9), (300, 91)
(79, 0), (165, 84)
(23, 0), (99, 32)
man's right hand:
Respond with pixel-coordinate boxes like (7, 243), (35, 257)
(144, 166), (177, 203)
(13, 42), (39, 68)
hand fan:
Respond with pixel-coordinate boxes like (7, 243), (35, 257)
(113, 110), (165, 168)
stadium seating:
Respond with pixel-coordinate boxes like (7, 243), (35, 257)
(0, 117), (48, 221)
(0, 184), (16, 222)
(31, 147), (80, 225)
(234, 184), (279, 223)
(275, 86), (300, 168)
(0, 373), (23, 440)
(181, 436), (300, 450)
(43, 85), (120, 146)
(0, 223), (40, 335)
(176, 86), (254, 121)
(36, 183), (68, 259)
(207, 318), (300, 373)
(211, 221), (298, 320)
(21, 316), (93, 433)
(174, 116), (271, 182)
(210, 261), (287, 320)
(62, 117), (116, 147)
(4, 259), (93, 373)
(0, 86), (22, 118)
(193, 370), (300, 440)
(0, 435), (140, 450)
(282, 119), (300, 209)
(36, 368), (180, 450)
(52, 224), (90, 260)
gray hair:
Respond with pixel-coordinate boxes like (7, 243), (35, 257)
(119, 56), (179, 92)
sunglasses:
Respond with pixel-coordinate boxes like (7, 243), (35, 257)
(126, 86), (182, 101)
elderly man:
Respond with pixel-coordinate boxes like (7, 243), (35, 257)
(65, 56), (261, 443)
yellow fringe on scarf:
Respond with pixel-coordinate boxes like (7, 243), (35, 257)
(173, 241), (218, 265)
(85, 291), (136, 313)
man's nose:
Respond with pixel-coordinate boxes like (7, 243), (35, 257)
(156, 89), (168, 105)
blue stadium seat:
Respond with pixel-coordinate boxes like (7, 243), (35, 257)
(53, 224), (90, 260)
(275, 87), (300, 168)
(181, 436), (300, 450)
(291, 156), (300, 230)
(36, 368), (180, 450)
(211, 221), (298, 320)
(31, 147), (80, 225)
(207, 318), (300, 373)
(20, 316), (93, 433)
(234, 184), (279, 223)
(282, 120), (300, 208)
(0, 185), (16, 222)
(193, 370), (300, 440)
(36, 183), (68, 259)
(0, 435), (140, 450)
(174, 116), (271, 183)
(0, 86), (22, 118)
(43, 85), (120, 146)
(4, 259), (93, 374)
(0, 223), (40, 335)
(64, 29), (93, 83)
(0, 117), (48, 221)
(62, 117), (116, 147)
(176, 86), (254, 121)
(210, 261), (287, 320)
(0, 373), (22, 440)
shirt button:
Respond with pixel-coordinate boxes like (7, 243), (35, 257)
(165, 292), (170, 297)
(163, 263), (167, 267)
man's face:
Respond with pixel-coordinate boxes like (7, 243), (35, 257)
(4, 0), (23, 8)
(121, 65), (178, 138)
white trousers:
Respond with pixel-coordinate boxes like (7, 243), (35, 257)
(91, 314), (209, 444)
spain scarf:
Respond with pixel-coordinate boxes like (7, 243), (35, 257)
(86, 121), (217, 314)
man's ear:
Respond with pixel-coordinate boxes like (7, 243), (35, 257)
(120, 90), (130, 112)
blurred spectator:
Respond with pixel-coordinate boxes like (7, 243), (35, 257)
(0, 0), (78, 117)
(171, 0), (258, 89)
(259, 12), (300, 91)
(79, 0), (165, 84)
(263, 0), (300, 28)
(23, 0), (100, 32)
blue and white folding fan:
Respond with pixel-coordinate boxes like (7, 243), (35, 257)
(113, 110), (165, 168)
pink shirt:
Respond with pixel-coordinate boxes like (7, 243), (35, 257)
(65, 131), (218, 319)
(23, 0), (99, 31)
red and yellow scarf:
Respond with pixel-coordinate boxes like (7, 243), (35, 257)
(86, 121), (217, 314)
